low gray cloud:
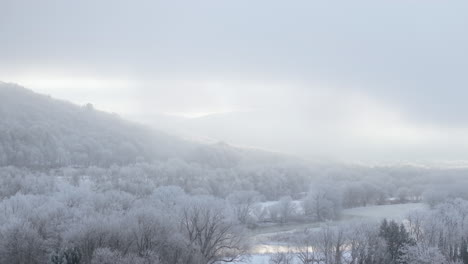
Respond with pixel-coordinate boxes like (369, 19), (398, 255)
(2, 0), (468, 163)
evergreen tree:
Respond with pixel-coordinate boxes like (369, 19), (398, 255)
(50, 247), (82, 264)
(379, 219), (414, 264)
(461, 238), (468, 264)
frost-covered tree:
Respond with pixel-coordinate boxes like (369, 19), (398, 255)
(180, 196), (249, 264)
(303, 184), (341, 221)
(400, 244), (447, 264)
(227, 190), (261, 225)
(269, 250), (294, 264)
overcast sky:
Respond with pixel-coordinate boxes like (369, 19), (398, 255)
(2, 0), (468, 164)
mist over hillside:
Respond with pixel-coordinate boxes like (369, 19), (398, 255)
(0, 82), (185, 167)
(0, 82), (300, 170)
(2, 82), (468, 202)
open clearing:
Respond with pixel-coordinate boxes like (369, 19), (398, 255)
(342, 202), (426, 221)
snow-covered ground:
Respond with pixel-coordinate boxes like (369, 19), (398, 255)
(236, 203), (427, 264)
(342, 203), (426, 221)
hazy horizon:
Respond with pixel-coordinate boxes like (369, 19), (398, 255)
(2, 0), (468, 164)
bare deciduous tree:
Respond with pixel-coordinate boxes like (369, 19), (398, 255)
(180, 196), (249, 264)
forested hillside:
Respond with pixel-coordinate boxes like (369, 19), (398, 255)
(0, 82), (292, 169)
(2, 82), (468, 203)
(0, 82), (193, 167)
(0, 83), (315, 200)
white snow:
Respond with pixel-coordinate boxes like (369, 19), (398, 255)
(342, 203), (427, 221)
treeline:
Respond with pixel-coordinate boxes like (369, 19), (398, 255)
(56, 163), (468, 209)
(272, 220), (414, 264)
(273, 199), (468, 264)
(2, 164), (468, 213)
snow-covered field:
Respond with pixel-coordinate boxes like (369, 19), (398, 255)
(236, 203), (426, 264)
(342, 203), (426, 221)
